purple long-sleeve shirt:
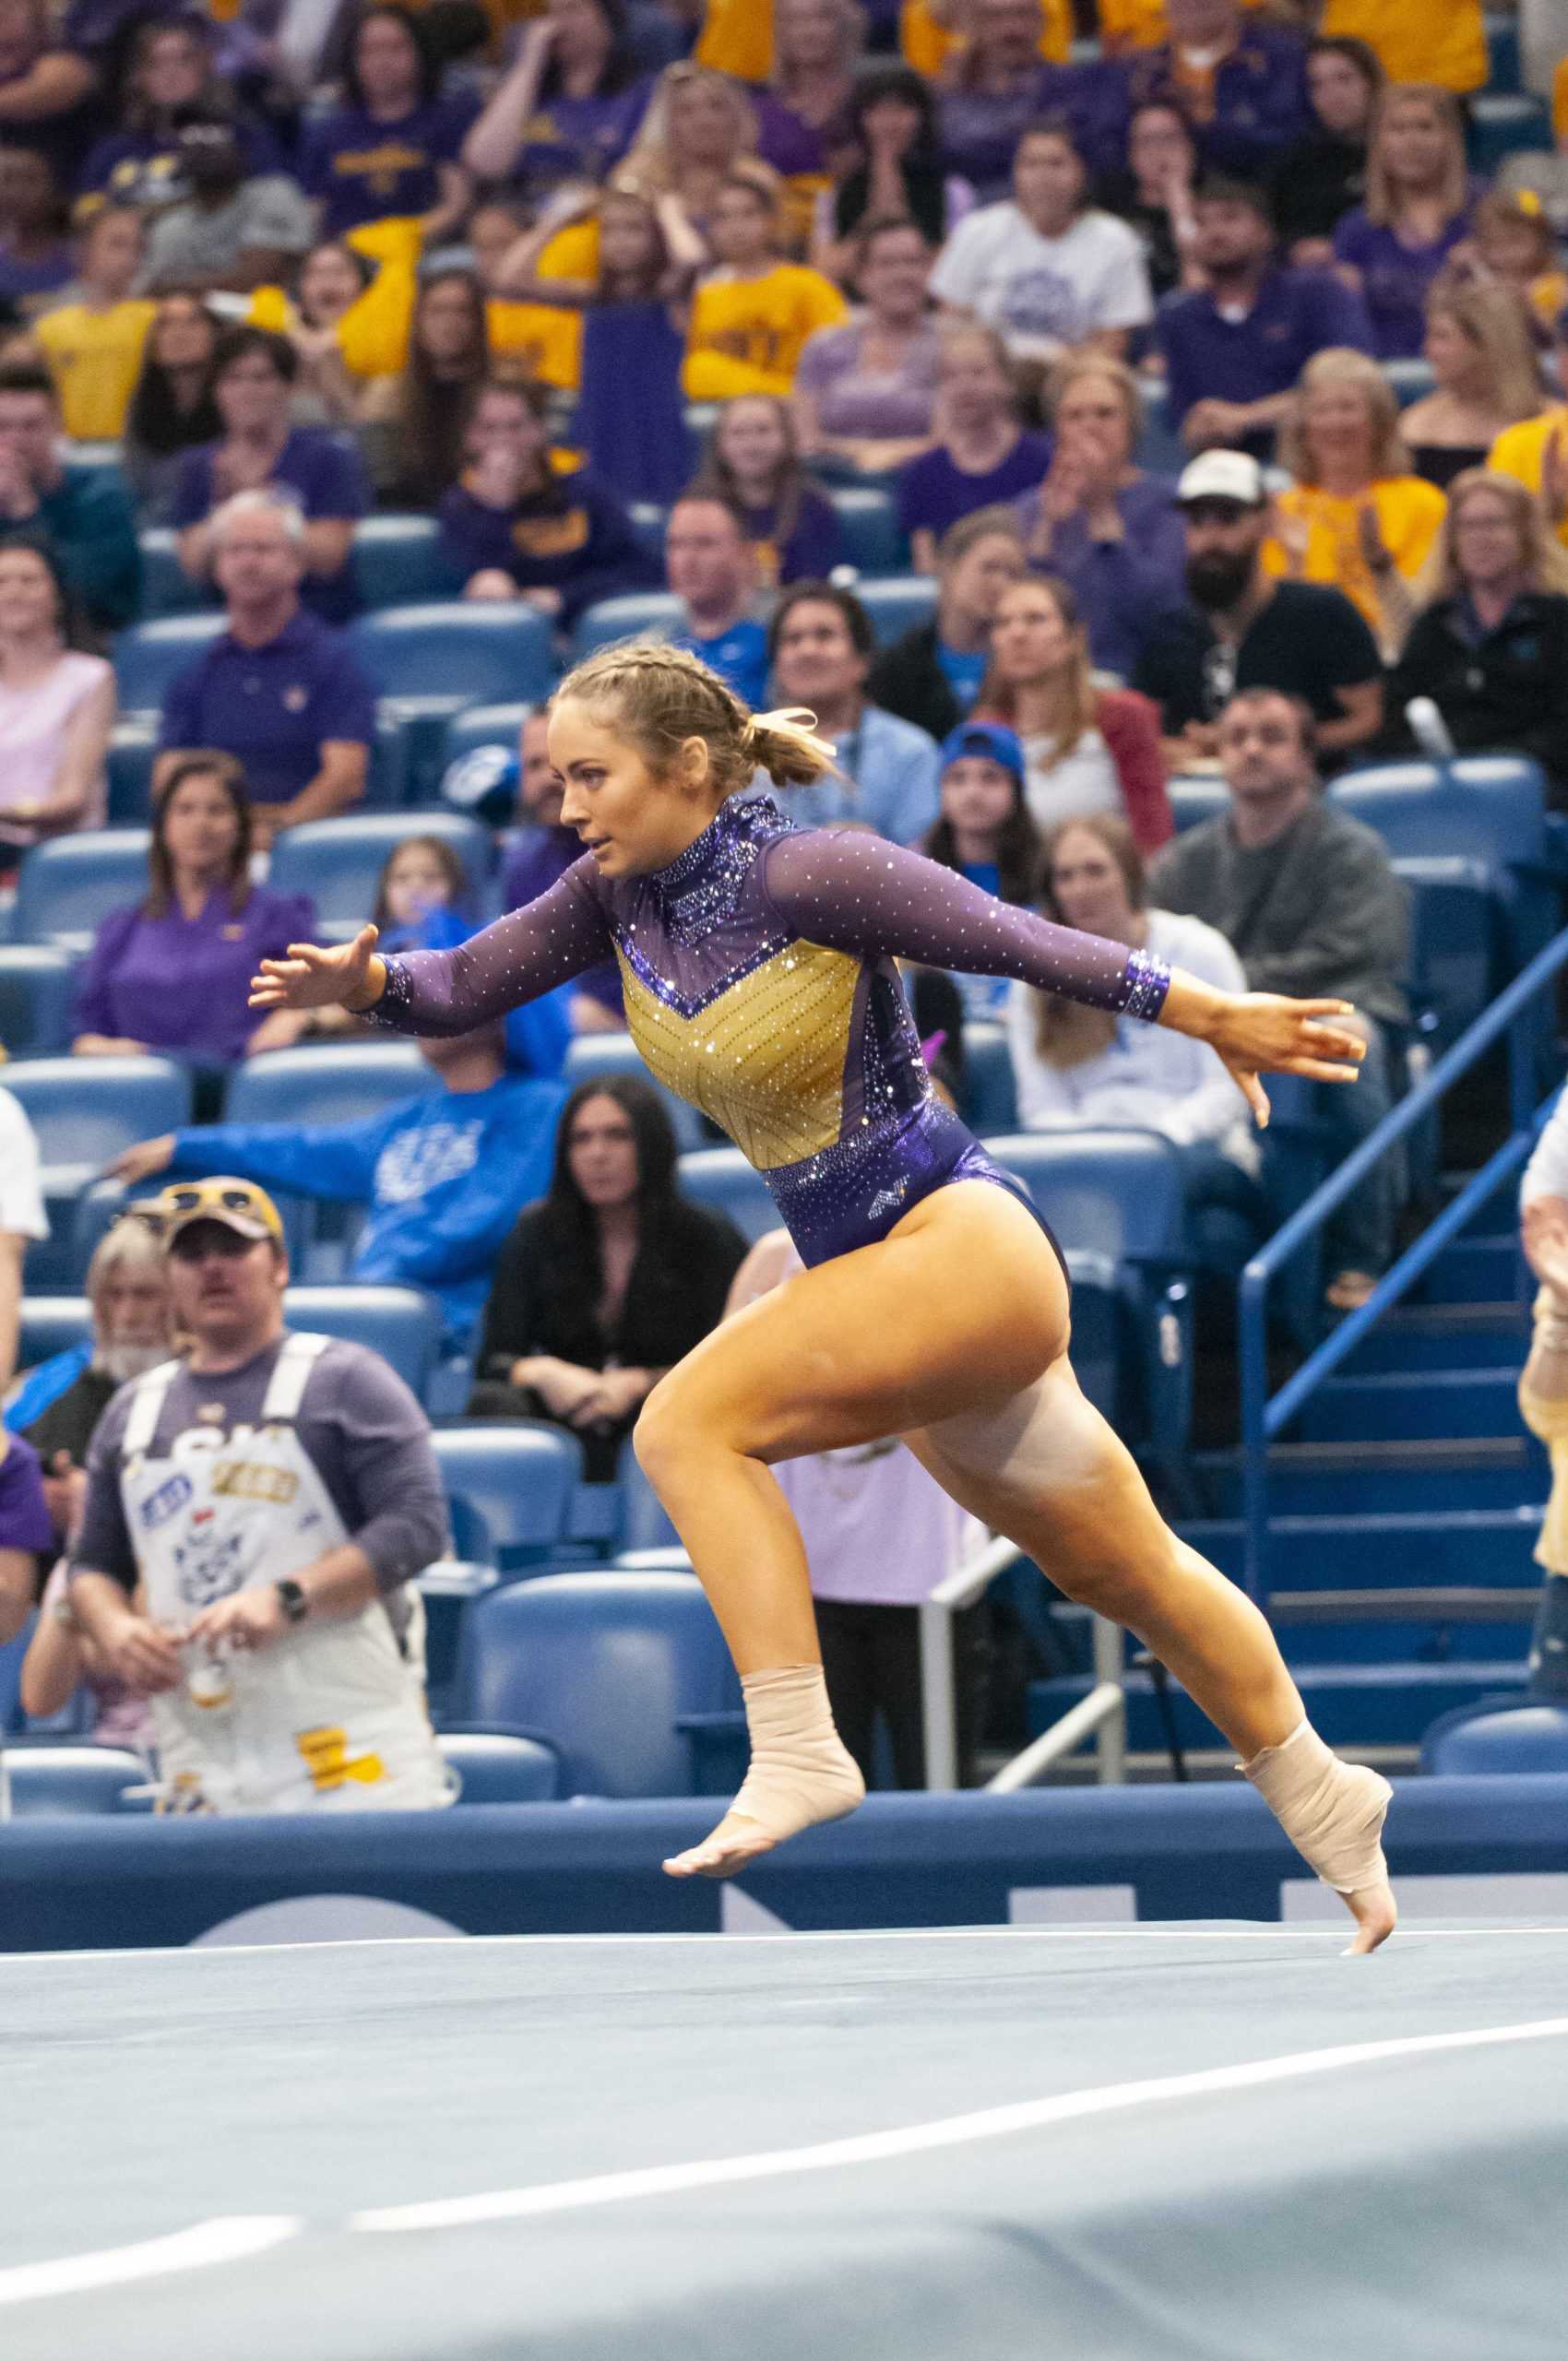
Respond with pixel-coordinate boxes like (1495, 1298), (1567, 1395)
(370, 796), (1169, 1264)
(1014, 471), (1185, 679)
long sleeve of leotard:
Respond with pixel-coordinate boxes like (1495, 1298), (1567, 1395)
(367, 860), (613, 1037)
(762, 827), (1172, 1018)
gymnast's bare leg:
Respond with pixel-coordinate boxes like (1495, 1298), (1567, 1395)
(634, 1179), (1396, 1954)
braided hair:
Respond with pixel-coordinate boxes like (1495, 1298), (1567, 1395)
(554, 640), (838, 799)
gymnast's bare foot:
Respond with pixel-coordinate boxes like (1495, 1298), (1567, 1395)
(1342, 1875), (1398, 1956)
(663, 1809), (780, 1879)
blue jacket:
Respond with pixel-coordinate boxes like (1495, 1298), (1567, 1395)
(167, 1077), (568, 1348)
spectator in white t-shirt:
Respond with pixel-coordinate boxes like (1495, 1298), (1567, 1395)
(0, 1085), (49, 1392)
(929, 124), (1153, 370)
(1006, 812), (1259, 1186)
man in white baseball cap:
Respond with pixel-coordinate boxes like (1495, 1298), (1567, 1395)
(1133, 450), (1384, 771)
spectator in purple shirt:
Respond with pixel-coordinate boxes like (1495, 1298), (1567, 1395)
(897, 322), (1052, 572)
(1113, 0), (1312, 184)
(500, 703), (625, 1028)
(1333, 84), (1477, 362)
(1011, 355), (1184, 679)
(437, 374), (659, 624)
(0, 1429), (52, 1645)
(1158, 176), (1373, 456)
(299, 5), (478, 247)
(755, 0), (862, 184)
(156, 490), (375, 846)
(690, 395), (845, 587)
(794, 218), (942, 477)
(463, 0), (651, 206)
(171, 326), (369, 624)
(0, 0), (98, 195)
(77, 16), (282, 213)
(73, 751), (316, 1065)
(0, 145), (69, 316)
(936, 0), (1122, 199)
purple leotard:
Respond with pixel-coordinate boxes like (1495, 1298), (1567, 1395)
(370, 797), (1170, 1265)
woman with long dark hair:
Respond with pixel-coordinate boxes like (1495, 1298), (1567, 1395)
(121, 292), (223, 521)
(462, 0), (651, 206)
(693, 393), (844, 584)
(78, 15), (280, 212)
(300, 4), (477, 248)
(361, 267), (491, 507)
(469, 1075), (749, 1479)
(921, 718), (1044, 1016)
(71, 750), (315, 1062)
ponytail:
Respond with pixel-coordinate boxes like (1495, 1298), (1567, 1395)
(742, 706), (837, 789)
(556, 645), (840, 799)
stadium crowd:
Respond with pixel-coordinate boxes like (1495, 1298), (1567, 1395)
(0, 0), (1562, 1797)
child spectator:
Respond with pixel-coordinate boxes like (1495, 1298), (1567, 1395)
(921, 719), (1043, 1014)
(33, 206), (154, 443)
(691, 393), (844, 585)
(1467, 189), (1568, 341)
(683, 170), (847, 399)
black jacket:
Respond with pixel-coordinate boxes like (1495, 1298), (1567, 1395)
(1386, 591), (1568, 799)
(866, 619), (965, 745)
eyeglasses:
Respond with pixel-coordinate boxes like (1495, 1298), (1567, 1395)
(140, 1181), (278, 1242)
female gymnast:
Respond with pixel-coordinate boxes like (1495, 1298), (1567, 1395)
(251, 646), (1396, 1952)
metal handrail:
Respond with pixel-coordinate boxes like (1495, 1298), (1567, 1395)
(1237, 926), (1568, 1605)
(920, 1536), (1125, 1790)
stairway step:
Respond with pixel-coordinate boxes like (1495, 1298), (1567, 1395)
(1416, 1237), (1521, 1303)
(1340, 1303), (1527, 1376)
(1195, 1436), (1538, 1516)
(1294, 1367), (1526, 1443)
(1178, 1507), (1546, 1589)
(1028, 1660), (1529, 1752)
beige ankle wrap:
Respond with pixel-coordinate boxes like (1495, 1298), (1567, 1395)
(1241, 1720), (1392, 1894)
(730, 1665), (866, 1841)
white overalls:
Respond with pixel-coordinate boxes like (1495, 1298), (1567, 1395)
(119, 1334), (450, 1814)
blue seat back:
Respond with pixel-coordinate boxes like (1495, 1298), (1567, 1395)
(222, 1039), (436, 1129)
(430, 1422), (583, 1568)
(675, 1145), (779, 1241)
(282, 1284), (445, 1397)
(6, 1054), (192, 1168)
(0, 944), (77, 1056)
(563, 1030), (707, 1151)
(439, 1730), (560, 1803)
(442, 701), (532, 771)
(1422, 1703), (1568, 1775)
(18, 1297), (91, 1368)
(452, 1571), (739, 1797)
(1395, 855), (1495, 1048)
(14, 830), (152, 948)
(571, 591), (683, 661)
(4, 1746), (147, 1814)
(1329, 757), (1546, 875)
(958, 1019), (1017, 1135)
(1167, 776), (1229, 833)
(113, 613), (225, 713)
(107, 724), (160, 824)
(137, 528), (209, 618)
(828, 486), (905, 573)
(986, 1130), (1187, 1264)
(854, 575), (938, 647)
(267, 813), (493, 931)
(349, 602), (555, 705)
(351, 514), (464, 609)
(0, 1617), (31, 1734)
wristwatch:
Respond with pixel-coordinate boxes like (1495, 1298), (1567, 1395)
(275, 1578), (310, 1626)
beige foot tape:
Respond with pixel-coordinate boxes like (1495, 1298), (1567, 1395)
(1241, 1719), (1393, 1893)
(728, 1664), (866, 1840)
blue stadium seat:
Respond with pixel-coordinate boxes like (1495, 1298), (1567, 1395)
(1330, 754), (1551, 978)
(14, 829), (151, 948)
(283, 1283), (445, 1399)
(1486, 9), (1521, 91)
(431, 1422), (583, 1570)
(351, 514), (464, 609)
(1421, 1702), (1568, 1775)
(222, 1038), (436, 1128)
(113, 613), (225, 716)
(348, 604), (556, 801)
(627, 501), (668, 560)
(958, 1019), (1017, 1136)
(853, 575), (938, 647)
(106, 723), (160, 824)
(1134, 374), (1186, 476)
(675, 1145), (778, 1241)
(442, 701), (531, 772)
(136, 528), (209, 619)
(267, 813), (493, 931)
(6, 1054), (193, 1288)
(563, 1030), (708, 1151)
(828, 486), (905, 574)
(1469, 91), (1552, 170)
(1167, 776), (1229, 833)
(0, 1617), (31, 1734)
(1395, 855), (1495, 1050)
(450, 1570), (740, 1797)
(988, 1130), (1194, 1478)
(571, 591), (683, 662)
(18, 1297), (90, 1369)
(616, 1431), (682, 1552)
(438, 1730), (560, 1802)
(1383, 359), (1436, 409)
(2, 1746), (148, 1814)
(0, 944), (77, 1057)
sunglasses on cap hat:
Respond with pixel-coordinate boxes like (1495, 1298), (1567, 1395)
(140, 1179), (284, 1249)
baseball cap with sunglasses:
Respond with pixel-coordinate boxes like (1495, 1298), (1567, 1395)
(138, 1178), (285, 1250)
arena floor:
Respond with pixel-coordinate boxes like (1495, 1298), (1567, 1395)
(4, 1922), (1568, 2360)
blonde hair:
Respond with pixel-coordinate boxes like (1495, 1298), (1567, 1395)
(625, 64), (762, 193)
(1416, 467), (1568, 603)
(1277, 346), (1410, 486)
(1364, 84), (1468, 228)
(1032, 814), (1145, 1069)
(1425, 272), (1546, 428)
(555, 641), (837, 799)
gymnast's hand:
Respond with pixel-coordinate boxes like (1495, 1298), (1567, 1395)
(1163, 976), (1365, 1125)
(250, 923), (385, 1014)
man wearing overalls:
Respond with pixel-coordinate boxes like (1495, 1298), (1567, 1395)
(68, 1178), (452, 1813)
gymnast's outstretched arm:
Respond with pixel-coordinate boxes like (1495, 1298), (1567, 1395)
(248, 861), (613, 1033)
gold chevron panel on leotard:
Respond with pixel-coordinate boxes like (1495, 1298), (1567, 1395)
(615, 937), (861, 1169)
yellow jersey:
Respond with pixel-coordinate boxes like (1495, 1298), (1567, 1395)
(1318, 0), (1487, 93)
(899, 0), (1070, 77)
(34, 299), (156, 441)
(486, 218), (600, 394)
(683, 264), (848, 399)
(1263, 476), (1448, 634)
(1096, 0), (1259, 49)
(1490, 409), (1568, 547)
